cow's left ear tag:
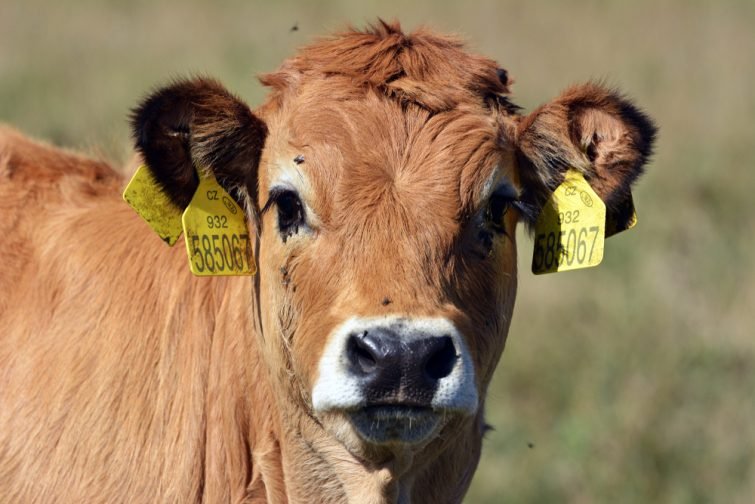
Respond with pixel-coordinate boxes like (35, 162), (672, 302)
(532, 169), (606, 275)
(181, 170), (256, 276)
(123, 165), (183, 246)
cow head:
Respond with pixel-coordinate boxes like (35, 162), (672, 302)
(132, 22), (655, 471)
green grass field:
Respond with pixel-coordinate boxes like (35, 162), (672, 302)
(2, 0), (753, 501)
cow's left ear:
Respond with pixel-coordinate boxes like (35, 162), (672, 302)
(131, 77), (268, 209)
(515, 82), (657, 226)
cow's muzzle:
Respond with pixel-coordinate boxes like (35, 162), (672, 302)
(347, 327), (457, 405)
(312, 316), (479, 445)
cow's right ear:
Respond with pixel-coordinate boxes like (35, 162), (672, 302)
(514, 83), (656, 229)
(131, 77), (268, 209)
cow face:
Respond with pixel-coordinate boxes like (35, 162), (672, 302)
(132, 24), (654, 464)
(253, 82), (521, 458)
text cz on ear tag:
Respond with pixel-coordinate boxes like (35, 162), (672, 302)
(181, 170), (256, 276)
(122, 165), (183, 246)
(532, 169), (606, 275)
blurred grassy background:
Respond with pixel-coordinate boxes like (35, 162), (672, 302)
(2, 0), (753, 502)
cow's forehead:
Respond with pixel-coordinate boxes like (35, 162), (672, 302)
(255, 21), (522, 223)
(262, 87), (518, 229)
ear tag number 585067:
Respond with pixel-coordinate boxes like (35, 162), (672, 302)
(181, 170), (256, 276)
(532, 169), (606, 275)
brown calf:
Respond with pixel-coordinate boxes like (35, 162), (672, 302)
(0, 21), (655, 503)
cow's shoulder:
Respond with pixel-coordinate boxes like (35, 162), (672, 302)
(0, 126), (124, 312)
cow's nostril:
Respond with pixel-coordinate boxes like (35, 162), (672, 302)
(424, 336), (457, 381)
(347, 333), (378, 375)
(354, 346), (377, 374)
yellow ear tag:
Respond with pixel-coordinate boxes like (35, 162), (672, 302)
(181, 170), (256, 276)
(122, 165), (184, 246)
(532, 169), (606, 274)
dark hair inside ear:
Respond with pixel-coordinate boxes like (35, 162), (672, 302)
(516, 83), (657, 231)
(131, 77), (268, 210)
(131, 83), (201, 209)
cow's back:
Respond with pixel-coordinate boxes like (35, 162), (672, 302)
(0, 128), (242, 502)
(0, 127), (121, 312)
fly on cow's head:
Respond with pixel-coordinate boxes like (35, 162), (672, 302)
(131, 20), (655, 467)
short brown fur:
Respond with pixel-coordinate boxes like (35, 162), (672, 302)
(0, 22), (655, 503)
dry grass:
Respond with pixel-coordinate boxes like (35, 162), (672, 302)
(1, 0), (753, 502)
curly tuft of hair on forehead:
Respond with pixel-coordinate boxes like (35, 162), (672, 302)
(259, 19), (520, 115)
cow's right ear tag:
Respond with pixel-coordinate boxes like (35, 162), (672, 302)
(531, 169), (606, 275)
(123, 165), (183, 246)
(181, 170), (256, 276)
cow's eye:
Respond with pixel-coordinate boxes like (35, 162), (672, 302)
(271, 189), (305, 239)
(485, 193), (512, 234)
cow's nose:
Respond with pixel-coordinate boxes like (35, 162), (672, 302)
(346, 328), (458, 405)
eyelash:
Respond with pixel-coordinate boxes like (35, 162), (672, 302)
(486, 192), (522, 236)
(486, 194), (511, 233)
(474, 192), (520, 258)
(264, 188), (306, 241)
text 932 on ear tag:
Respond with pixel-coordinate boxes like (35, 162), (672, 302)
(181, 170), (256, 276)
(532, 169), (606, 275)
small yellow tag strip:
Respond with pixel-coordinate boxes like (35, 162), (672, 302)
(181, 170), (256, 276)
(122, 165), (183, 246)
(532, 169), (606, 274)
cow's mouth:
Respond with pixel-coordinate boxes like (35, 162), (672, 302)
(349, 405), (441, 445)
